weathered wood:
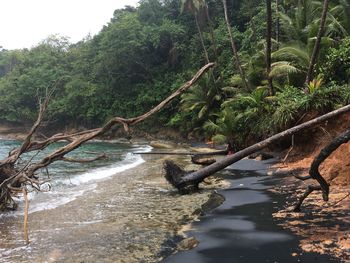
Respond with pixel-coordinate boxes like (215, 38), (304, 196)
(191, 155), (216, 165)
(294, 129), (350, 211)
(135, 150), (227, 156)
(165, 104), (350, 190)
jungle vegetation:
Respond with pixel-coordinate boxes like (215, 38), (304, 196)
(0, 0), (349, 147)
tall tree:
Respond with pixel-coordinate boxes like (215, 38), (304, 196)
(181, 0), (210, 64)
(203, 1), (218, 60)
(266, 0), (275, 95)
(305, 0), (330, 86)
(222, 0), (249, 90)
(276, 0), (280, 49)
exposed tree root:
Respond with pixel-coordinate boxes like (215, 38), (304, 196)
(163, 160), (198, 194)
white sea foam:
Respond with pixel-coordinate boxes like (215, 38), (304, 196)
(62, 153), (144, 186)
(28, 184), (96, 214)
(61, 145), (152, 186)
(2, 145), (153, 215)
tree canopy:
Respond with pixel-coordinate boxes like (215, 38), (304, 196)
(0, 0), (349, 144)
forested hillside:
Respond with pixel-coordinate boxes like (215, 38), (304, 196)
(0, 0), (349, 146)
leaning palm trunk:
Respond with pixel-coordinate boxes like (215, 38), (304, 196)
(305, 0), (330, 86)
(222, 0), (249, 91)
(276, 0), (280, 49)
(204, 3), (218, 60)
(195, 13), (210, 64)
(266, 0), (275, 95)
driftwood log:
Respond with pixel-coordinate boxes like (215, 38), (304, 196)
(164, 104), (350, 209)
(0, 63), (215, 210)
(135, 150), (226, 165)
(190, 155), (216, 165)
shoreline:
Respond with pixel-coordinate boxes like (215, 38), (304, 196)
(0, 140), (224, 263)
(1, 132), (349, 262)
(163, 158), (340, 263)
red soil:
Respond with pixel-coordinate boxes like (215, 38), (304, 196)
(273, 112), (350, 262)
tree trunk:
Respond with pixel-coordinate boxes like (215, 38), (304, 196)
(222, 0), (250, 91)
(276, 0), (280, 49)
(204, 3), (218, 60)
(305, 0), (330, 86)
(266, 0), (275, 95)
(195, 13), (210, 64)
(165, 103), (350, 191)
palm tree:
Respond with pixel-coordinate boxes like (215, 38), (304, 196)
(203, 108), (238, 148)
(271, 44), (310, 86)
(180, 73), (221, 120)
(266, 0), (275, 95)
(181, 0), (210, 64)
(277, 0), (345, 87)
(276, 0), (280, 49)
(203, 1), (218, 59)
(305, 0), (330, 86)
(222, 0), (249, 91)
(206, 87), (270, 145)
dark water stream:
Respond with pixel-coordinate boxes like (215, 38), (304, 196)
(164, 159), (338, 263)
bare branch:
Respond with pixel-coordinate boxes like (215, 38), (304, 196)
(2, 79), (64, 165)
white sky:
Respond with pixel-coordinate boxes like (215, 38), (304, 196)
(0, 0), (139, 50)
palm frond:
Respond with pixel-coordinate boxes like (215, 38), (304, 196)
(272, 45), (309, 69)
(270, 61), (300, 78)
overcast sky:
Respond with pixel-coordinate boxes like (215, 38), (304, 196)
(0, 0), (139, 50)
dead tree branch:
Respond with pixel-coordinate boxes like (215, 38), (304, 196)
(0, 63), (215, 210)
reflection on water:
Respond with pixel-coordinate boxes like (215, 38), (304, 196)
(0, 140), (212, 263)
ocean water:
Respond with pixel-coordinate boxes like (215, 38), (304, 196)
(0, 139), (211, 262)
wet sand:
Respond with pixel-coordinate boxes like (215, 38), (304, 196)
(164, 159), (338, 263)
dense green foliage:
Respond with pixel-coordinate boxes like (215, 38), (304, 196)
(0, 0), (349, 144)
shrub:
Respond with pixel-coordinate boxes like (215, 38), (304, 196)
(320, 37), (350, 85)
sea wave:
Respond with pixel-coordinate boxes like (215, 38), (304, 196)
(61, 152), (145, 185)
(2, 145), (152, 216)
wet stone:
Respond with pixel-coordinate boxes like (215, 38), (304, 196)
(177, 237), (199, 251)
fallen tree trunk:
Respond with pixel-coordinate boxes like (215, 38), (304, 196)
(134, 150), (227, 156)
(165, 104), (350, 192)
(191, 155), (216, 165)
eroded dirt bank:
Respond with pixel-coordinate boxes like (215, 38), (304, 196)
(272, 112), (350, 262)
